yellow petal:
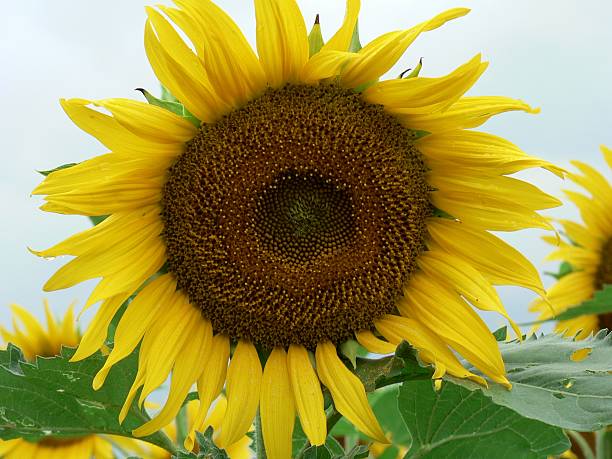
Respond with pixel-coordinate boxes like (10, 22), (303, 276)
(185, 334), (230, 451)
(173, 0), (266, 106)
(363, 54), (487, 114)
(355, 330), (396, 354)
(133, 317), (211, 437)
(417, 250), (521, 339)
(92, 274), (176, 389)
(568, 160), (612, 201)
(287, 344), (326, 446)
(564, 190), (612, 237)
(400, 96), (539, 133)
(426, 218), (545, 295)
(558, 219), (602, 251)
(255, 0), (309, 86)
(417, 130), (565, 178)
(430, 174), (561, 211)
(42, 218), (164, 290)
(260, 348), (295, 459)
(218, 340), (262, 448)
(321, 0), (360, 52)
(401, 273), (509, 387)
(545, 245), (600, 270)
(94, 98), (196, 143)
(144, 19), (228, 123)
(139, 297), (207, 405)
(431, 189), (554, 232)
(530, 271), (595, 318)
(601, 145), (612, 169)
(340, 8), (469, 88)
(556, 314), (600, 341)
(301, 50), (358, 84)
(57, 99), (184, 155)
(315, 341), (388, 443)
(375, 315), (486, 385)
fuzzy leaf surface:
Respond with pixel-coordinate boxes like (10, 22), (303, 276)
(448, 330), (612, 431)
(398, 379), (569, 459)
(0, 344), (170, 450)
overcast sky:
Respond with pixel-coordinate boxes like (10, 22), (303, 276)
(1, 0), (611, 333)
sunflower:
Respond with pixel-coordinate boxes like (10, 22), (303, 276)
(32, 0), (563, 456)
(531, 145), (612, 339)
(0, 301), (144, 459)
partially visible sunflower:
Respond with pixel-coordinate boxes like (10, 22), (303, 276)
(32, 0), (563, 457)
(0, 301), (144, 459)
(531, 145), (612, 339)
(148, 398), (251, 459)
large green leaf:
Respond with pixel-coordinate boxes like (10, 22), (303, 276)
(398, 379), (570, 459)
(0, 344), (174, 453)
(448, 330), (612, 431)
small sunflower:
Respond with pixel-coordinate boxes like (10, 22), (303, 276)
(531, 145), (612, 339)
(0, 301), (143, 459)
(32, 0), (563, 456)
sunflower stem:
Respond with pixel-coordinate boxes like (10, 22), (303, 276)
(595, 429), (607, 459)
(255, 408), (267, 459)
(567, 430), (595, 459)
(326, 408), (343, 434)
(175, 405), (189, 448)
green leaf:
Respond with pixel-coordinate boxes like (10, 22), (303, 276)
(302, 444), (332, 459)
(552, 284), (612, 322)
(308, 15), (324, 57)
(398, 379), (570, 459)
(492, 326), (508, 341)
(37, 163), (77, 176)
(448, 330), (612, 431)
(0, 345), (174, 453)
(545, 261), (574, 280)
(136, 88), (200, 127)
(354, 341), (432, 392)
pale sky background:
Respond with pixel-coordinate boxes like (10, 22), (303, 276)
(1, 0), (611, 336)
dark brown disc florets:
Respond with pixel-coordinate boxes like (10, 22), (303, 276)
(161, 83), (432, 349)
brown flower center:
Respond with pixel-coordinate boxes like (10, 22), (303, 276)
(161, 83), (431, 348)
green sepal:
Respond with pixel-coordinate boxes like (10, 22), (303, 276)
(308, 15), (324, 57)
(545, 260), (574, 280)
(399, 58), (423, 79)
(172, 427), (229, 459)
(161, 84), (180, 103)
(37, 163), (77, 176)
(136, 88), (200, 127)
(348, 20), (362, 53)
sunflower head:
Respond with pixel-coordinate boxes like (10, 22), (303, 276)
(32, 0), (563, 456)
(0, 300), (78, 361)
(531, 145), (612, 339)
